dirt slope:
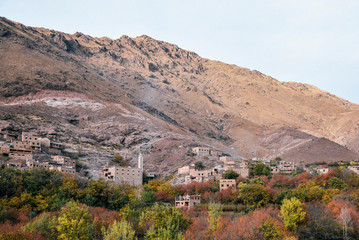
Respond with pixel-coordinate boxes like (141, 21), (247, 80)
(1, 17), (359, 172)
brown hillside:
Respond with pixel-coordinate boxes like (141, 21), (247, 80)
(1, 17), (359, 170)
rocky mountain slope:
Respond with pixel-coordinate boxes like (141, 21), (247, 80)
(1, 17), (358, 176)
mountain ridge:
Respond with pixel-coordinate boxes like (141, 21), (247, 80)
(1, 17), (358, 177)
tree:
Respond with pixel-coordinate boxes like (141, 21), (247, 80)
(252, 163), (270, 176)
(145, 223), (184, 240)
(194, 161), (204, 170)
(297, 202), (343, 239)
(208, 203), (222, 232)
(22, 212), (58, 240)
(340, 207), (351, 240)
(237, 184), (270, 208)
(223, 170), (239, 179)
(113, 154), (128, 167)
(102, 220), (136, 240)
(251, 177), (264, 185)
(0, 207), (19, 224)
(328, 177), (347, 190)
(293, 181), (324, 202)
(140, 191), (156, 206)
(56, 201), (93, 240)
(145, 180), (177, 197)
(139, 204), (189, 238)
(281, 197), (306, 232)
(0, 168), (23, 198)
(261, 220), (283, 240)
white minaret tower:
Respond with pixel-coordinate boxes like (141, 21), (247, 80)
(138, 153), (143, 170)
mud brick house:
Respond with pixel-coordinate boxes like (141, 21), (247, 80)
(175, 194), (201, 208)
(102, 153), (143, 185)
(220, 179), (236, 191)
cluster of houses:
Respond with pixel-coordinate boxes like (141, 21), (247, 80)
(174, 146), (359, 208)
(179, 147), (300, 186)
(0, 131), (75, 174)
(1, 130), (147, 186)
(3, 132), (359, 209)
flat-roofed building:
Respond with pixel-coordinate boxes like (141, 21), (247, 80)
(348, 166), (359, 174)
(32, 160), (49, 169)
(271, 161), (296, 175)
(178, 165), (192, 175)
(6, 160), (26, 170)
(21, 132), (38, 142)
(0, 145), (10, 154)
(220, 179), (236, 192)
(102, 153), (143, 185)
(13, 141), (32, 150)
(316, 167), (330, 175)
(9, 151), (33, 160)
(50, 142), (63, 149)
(175, 194), (201, 208)
(6, 159), (39, 171)
(49, 164), (76, 174)
(15, 132), (41, 150)
(48, 142), (63, 154)
(51, 155), (76, 168)
(102, 166), (143, 185)
(220, 156), (236, 165)
(192, 147), (211, 156)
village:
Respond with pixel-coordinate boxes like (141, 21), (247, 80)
(1, 129), (359, 209)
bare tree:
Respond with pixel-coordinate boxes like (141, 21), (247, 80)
(340, 207), (351, 240)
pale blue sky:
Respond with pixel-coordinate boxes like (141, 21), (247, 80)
(1, 0), (359, 103)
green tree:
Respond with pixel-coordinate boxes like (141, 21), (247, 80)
(102, 220), (136, 240)
(252, 163), (270, 176)
(107, 186), (130, 211)
(56, 201), (93, 240)
(261, 220), (283, 240)
(281, 197), (306, 232)
(0, 168), (23, 198)
(327, 177), (347, 190)
(292, 181), (324, 202)
(113, 154), (128, 167)
(140, 191), (156, 206)
(251, 177), (264, 185)
(237, 184), (270, 208)
(145, 224), (184, 240)
(195, 161), (205, 170)
(208, 203), (222, 232)
(223, 170), (239, 179)
(139, 204), (189, 238)
(22, 212), (58, 240)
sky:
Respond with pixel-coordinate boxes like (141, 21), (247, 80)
(1, 0), (359, 103)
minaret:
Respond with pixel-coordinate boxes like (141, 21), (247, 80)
(138, 153), (143, 170)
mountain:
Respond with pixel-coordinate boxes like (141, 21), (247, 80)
(1, 17), (358, 177)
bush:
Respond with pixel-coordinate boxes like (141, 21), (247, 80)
(102, 220), (136, 240)
(223, 170), (239, 179)
(237, 184), (270, 208)
(0, 207), (19, 224)
(113, 154), (128, 167)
